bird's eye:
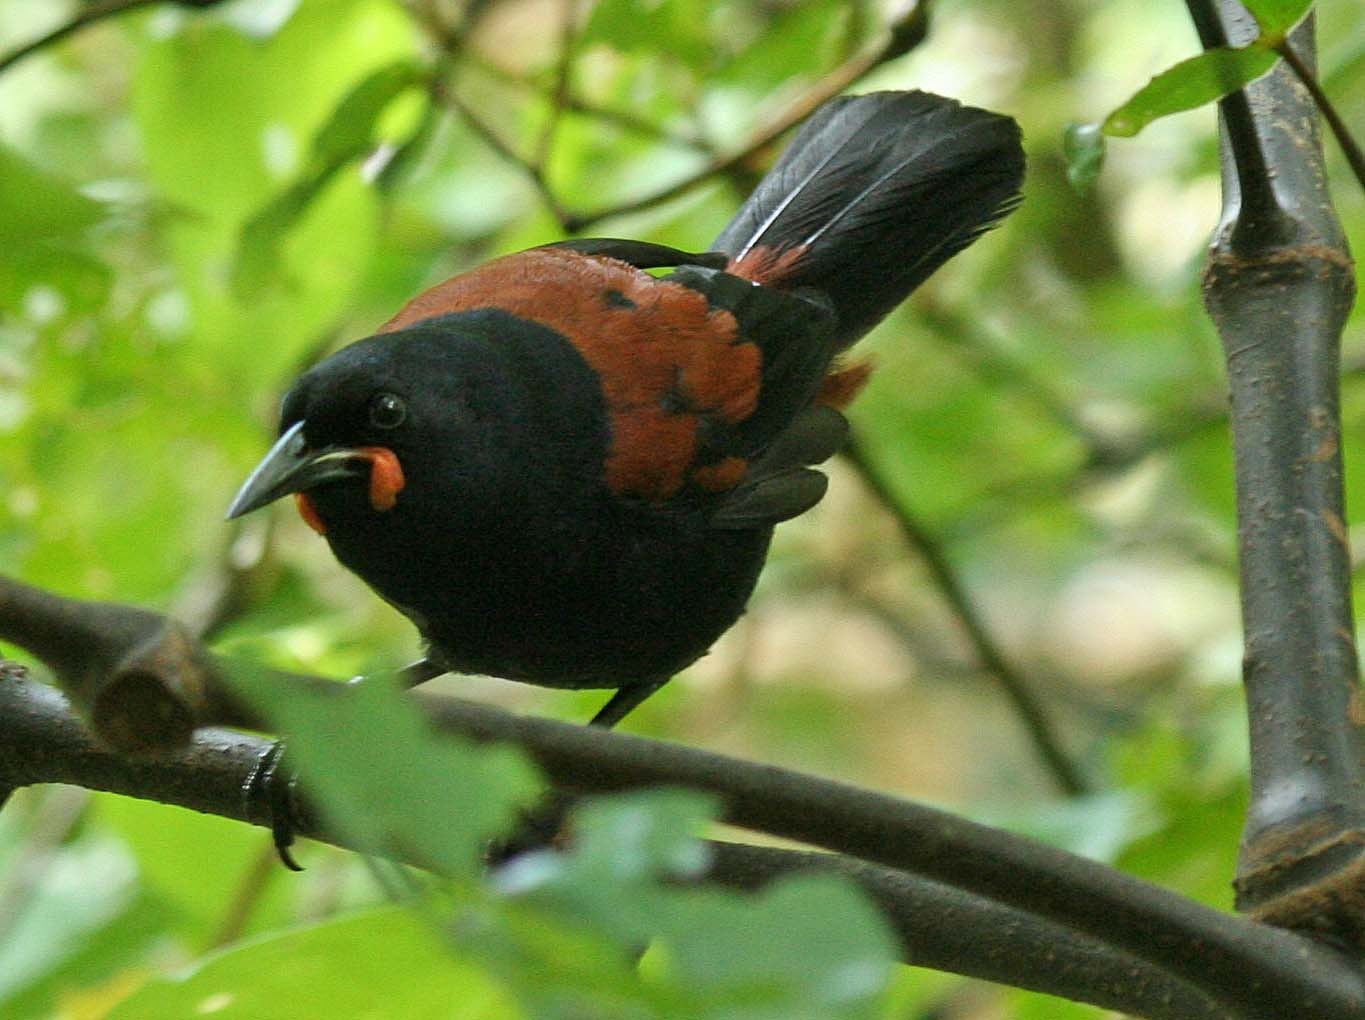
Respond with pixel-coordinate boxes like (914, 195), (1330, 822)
(368, 392), (407, 429)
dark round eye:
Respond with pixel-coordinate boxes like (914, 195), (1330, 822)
(368, 392), (407, 429)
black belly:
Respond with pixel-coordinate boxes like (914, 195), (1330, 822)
(331, 499), (773, 689)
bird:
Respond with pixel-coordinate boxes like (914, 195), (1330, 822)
(228, 90), (1025, 735)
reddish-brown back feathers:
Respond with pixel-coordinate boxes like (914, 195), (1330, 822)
(382, 248), (762, 502)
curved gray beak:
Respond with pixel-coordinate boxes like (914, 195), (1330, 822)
(226, 421), (367, 519)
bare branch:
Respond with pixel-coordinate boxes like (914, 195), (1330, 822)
(1186, 0), (1365, 945)
(0, 668), (1306, 1020)
(2, 579), (1363, 1015)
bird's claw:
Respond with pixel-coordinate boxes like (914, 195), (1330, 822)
(486, 790), (574, 867)
(244, 740), (306, 872)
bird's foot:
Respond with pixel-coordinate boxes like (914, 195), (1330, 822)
(486, 791), (575, 867)
(243, 740), (306, 872)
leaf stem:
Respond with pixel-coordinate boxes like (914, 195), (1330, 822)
(1274, 39), (1365, 194)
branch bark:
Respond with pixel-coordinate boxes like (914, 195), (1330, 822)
(1186, 0), (1365, 944)
(0, 669), (1234, 1019)
(3, 576), (1364, 1017)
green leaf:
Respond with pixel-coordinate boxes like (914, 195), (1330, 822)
(109, 907), (520, 1020)
(232, 162), (348, 297)
(308, 60), (427, 170)
(496, 790), (896, 1019)
(0, 832), (137, 1001)
(584, 0), (716, 69)
(223, 664), (541, 874)
(232, 60), (426, 296)
(660, 874), (896, 1020)
(0, 143), (104, 245)
(1103, 45), (1280, 137)
(132, 0), (412, 383)
(1242, 0), (1314, 40)
(1063, 122), (1105, 192)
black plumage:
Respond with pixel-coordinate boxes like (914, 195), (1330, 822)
(228, 90), (1025, 729)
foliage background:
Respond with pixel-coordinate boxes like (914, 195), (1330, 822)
(0, 0), (1363, 1017)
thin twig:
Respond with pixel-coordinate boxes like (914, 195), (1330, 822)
(0, 0), (158, 77)
(562, 3), (930, 231)
(916, 301), (1112, 456)
(533, 0), (579, 168)
(1275, 39), (1365, 195)
(941, 397), (1229, 542)
(462, 51), (711, 151)
(207, 838), (281, 949)
(843, 437), (1090, 796)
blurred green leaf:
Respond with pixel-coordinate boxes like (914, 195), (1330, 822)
(132, 0), (412, 385)
(0, 833), (137, 1002)
(109, 907), (520, 1020)
(310, 60), (427, 168)
(495, 790), (896, 1020)
(1103, 45), (1280, 137)
(0, 892), (177, 1020)
(224, 664), (541, 873)
(0, 143), (103, 245)
(1063, 122), (1105, 191)
(233, 60), (427, 296)
(95, 794), (292, 937)
(1242, 0), (1313, 40)
(585, 0), (715, 69)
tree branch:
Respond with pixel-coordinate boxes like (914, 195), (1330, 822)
(560, 0), (931, 232)
(3, 577), (1363, 1016)
(1185, 0), (1365, 945)
(0, 668), (1260, 1020)
(421, 1), (933, 234)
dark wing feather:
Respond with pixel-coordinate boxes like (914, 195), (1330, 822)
(712, 91), (1024, 349)
(666, 265), (837, 462)
(542, 238), (728, 270)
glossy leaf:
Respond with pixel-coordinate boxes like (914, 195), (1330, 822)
(1103, 45), (1280, 137)
(1243, 0), (1314, 40)
(109, 908), (519, 1020)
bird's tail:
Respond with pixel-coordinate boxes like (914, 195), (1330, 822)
(711, 91), (1024, 350)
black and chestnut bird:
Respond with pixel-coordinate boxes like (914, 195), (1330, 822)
(228, 90), (1025, 730)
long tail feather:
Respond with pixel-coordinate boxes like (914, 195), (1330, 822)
(712, 91), (1024, 349)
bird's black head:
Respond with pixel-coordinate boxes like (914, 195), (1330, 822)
(227, 309), (611, 545)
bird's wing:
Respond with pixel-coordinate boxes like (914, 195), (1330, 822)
(379, 245), (848, 521)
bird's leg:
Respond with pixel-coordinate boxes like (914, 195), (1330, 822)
(242, 740), (305, 872)
(396, 657), (445, 688)
(489, 678), (669, 865)
(589, 678), (666, 728)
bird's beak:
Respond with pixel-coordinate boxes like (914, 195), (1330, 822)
(226, 420), (369, 520)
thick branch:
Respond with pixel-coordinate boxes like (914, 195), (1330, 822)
(0, 669), (1247, 1020)
(410, 686), (1365, 1018)
(4, 568), (1365, 1016)
(1186, 0), (1365, 942)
